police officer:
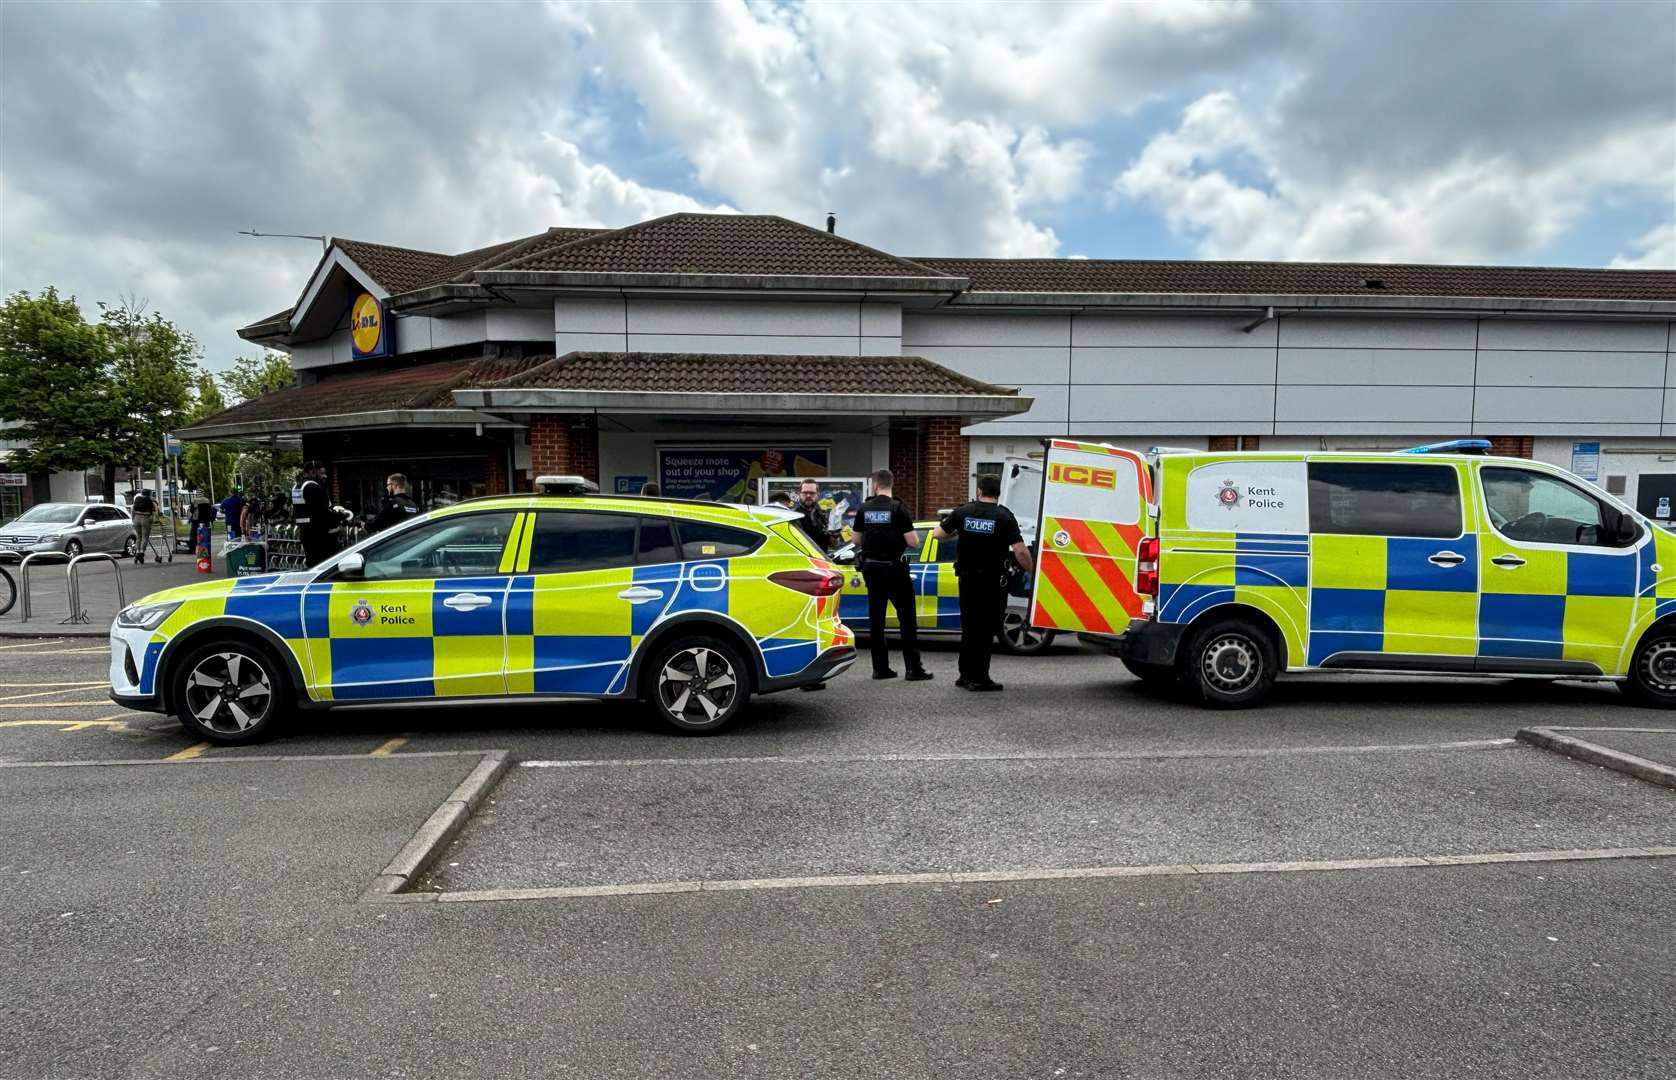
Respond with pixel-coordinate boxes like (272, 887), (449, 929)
(367, 472), (420, 534)
(292, 460), (344, 567)
(853, 468), (933, 682)
(933, 474), (1033, 691)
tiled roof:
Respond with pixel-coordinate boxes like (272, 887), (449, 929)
(332, 238), (454, 295)
(449, 227), (606, 282)
(913, 258), (1676, 302)
(495, 213), (955, 279)
(179, 355), (547, 430)
(496, 351), (1015, 396)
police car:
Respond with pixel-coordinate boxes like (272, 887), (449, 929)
(108, 484), (856, 743)
(830, 520), (1057, 655)
(1020, 439), (1676, 708)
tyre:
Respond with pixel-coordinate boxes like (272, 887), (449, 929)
(1179, 617), (1278, 709)
(1620, 626), (1676, 709)
(170, 638), (289, 744)
(644, 635), (752, 734)
(997, 610), (1056, 655)
(122, 534), (138, 558)
(64, 539), (83, 558)
(1121, 656), (1178, 684)
(0, 567), (15, 618)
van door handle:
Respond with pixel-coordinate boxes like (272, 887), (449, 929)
(1427, 551), (1466, 567)
(1491, 554), (1527, 569)
(618, 586), (664, 604)
(442, 593), (493, 611)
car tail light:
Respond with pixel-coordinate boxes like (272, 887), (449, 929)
(1135, 536), (1160, 597)
(768, 569), (842, 596)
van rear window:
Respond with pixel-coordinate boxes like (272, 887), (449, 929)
(1307, 462), (1461, 539)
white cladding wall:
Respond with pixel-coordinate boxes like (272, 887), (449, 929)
(555, 297), (903, 357)
(903, 312), (1676, 439)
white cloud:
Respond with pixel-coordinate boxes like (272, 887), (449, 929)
(1611, 222), (1676, 270)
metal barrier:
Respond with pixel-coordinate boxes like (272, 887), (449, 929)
(63, 552), (126, 626)
(16, 551), (71, 622)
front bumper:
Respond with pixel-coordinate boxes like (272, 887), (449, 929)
(107, 623), (165, 713)
(1116, 619), (1188, 666)
(760, 645), (858, 694)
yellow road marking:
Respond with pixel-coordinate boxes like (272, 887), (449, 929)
(0, 688), (99, 703)
(0, 682), (109, 688)
(369, 737), (408, 757)
(0, 701), (111, 709)
(166, 742), (211, 761)
(0, 718), (127, 729)
(62, 720), (128, 731)
(0, 640), (63, 650)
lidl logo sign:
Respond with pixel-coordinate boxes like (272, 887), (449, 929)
(1048, 463), (1117, 489)
(350, 292), (393, 358)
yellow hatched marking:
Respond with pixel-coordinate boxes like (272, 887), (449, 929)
(167, 742), (211, 761)
(369, 737), (408, 757)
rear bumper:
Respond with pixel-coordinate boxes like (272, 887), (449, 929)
(760, 645), (858, 694)
(1116, 619), (1187, 666)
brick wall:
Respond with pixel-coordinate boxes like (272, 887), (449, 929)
(526, 415), (599, 488)
(888, 422), (922, 516)
(1487, 435), (1534, 459)
(922, 416), (968, 514)
(1208, 436), (1262, 451)
(484, 453), (508, 496)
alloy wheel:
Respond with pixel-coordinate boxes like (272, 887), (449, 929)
(657, 646), (740, 723)
(183, 651), (274, 735)
(1001, 610), (1047, 652)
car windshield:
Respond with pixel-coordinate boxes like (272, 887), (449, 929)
(15, 504), (80, 524)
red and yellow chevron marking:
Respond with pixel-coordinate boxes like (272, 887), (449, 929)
(1031, 515), (1143, 635)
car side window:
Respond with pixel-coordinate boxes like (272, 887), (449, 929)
(1307, 462), (1461, 539)
(1481, 467), (1633, 548)
(527, 512), (638, 573)
(676, 521), (763, 560)
(636, 517), (681, 566)
(360, 512), (520, 581)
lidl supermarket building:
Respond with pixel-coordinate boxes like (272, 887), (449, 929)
(183, 213), (1676, 521)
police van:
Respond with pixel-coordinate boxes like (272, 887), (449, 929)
(1019, 439), (1676, 709)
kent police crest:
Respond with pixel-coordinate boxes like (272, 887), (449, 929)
(351, 599), (374, 627)
(1216, 479), (1241, 509)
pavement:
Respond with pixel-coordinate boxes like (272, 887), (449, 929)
(0, 535), (224, 636)
(1, 637), (1672, 1078)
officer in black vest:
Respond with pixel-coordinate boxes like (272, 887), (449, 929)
(367, 472), (420, 534)
(292, 460), (343, 567)
(853, 468), (933, 682)
(934, 474), (1033, 691)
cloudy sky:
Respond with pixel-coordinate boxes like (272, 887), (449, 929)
(2, 0), (1672, 368)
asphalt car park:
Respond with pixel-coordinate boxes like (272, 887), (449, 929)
(2, 634), (1672, 1078)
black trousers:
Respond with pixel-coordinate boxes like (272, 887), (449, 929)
(957, 572), (1006, 683)
(861, 560), (920, 673)
(302, 529), (339, 568)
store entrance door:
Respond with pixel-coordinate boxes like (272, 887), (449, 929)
(337, 455), (494, 519)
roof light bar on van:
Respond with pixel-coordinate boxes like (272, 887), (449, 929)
(1148, 445), (1200, 456)
(1396, 439), (1493, 456)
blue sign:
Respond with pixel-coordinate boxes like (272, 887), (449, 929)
(658, 447), (829, 502)
(615, 475), (650, 495)
(1570, 441), (1601, 481)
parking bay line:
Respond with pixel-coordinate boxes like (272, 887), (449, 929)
(165, 742), (211, 761)
(370, 737), (409, 757)
(436, 846), (1676, 904)
(0, 701), (114, 709)
(518, 738), (1519, 772)
(0, 688), (106, 703)
(0, 682), (109, 689)
(0, 640), (65, 650)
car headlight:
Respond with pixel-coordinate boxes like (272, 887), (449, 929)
(115, 601), (181, 630)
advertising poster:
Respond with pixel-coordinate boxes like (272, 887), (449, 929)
(658, 448), (828, 502)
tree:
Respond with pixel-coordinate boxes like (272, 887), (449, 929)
(99, 298), (197, 501)
(0, 289), (119, 476)
(180, 373), (239, 500)
(220, 351), (295, 403)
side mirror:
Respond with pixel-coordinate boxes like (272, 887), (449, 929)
(334, 552), (365, 578)
(831, 546), (856, 566)
(1607, 509), (1640, 546)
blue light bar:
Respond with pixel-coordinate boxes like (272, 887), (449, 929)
(1397, 439), (1494, 455)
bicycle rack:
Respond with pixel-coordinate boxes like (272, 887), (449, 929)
(63, 552), (126, 626)
(16, 551), (71, 622)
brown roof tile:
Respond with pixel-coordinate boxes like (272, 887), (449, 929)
(914, 257), (1676, 302)
(497, 213), (955, 279)
(332, 238), (454, 295)
(497, 351), (1015, 396)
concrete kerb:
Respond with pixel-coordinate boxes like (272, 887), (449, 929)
(359, 750), (512, 903)
(1515, 726), (1676, 791)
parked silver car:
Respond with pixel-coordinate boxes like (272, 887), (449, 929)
(0, 502), (139, 558)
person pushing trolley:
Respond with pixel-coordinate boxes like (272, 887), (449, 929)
(852, 469), (934, 682)
(934, 474), (1034, 692)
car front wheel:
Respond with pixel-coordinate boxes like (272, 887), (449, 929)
(64, 539), (83, 557)
(645, 636), (752, 734)
(171, 640), (289, 744)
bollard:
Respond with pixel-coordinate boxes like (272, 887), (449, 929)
(62, 552), (126, 626)
(18, 551), (71, 622)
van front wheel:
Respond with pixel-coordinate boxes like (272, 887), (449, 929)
(1621, 628), (1676, 709)
(1181, 617), (1277, 709)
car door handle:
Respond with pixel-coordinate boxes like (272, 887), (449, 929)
(441, 593), (494, 611)
(1427, 551), (1466, 567)
(618, 586), (665, 604)
(1491, 554), (1527, 568)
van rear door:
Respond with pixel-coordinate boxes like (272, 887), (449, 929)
(1025, 439), (1151, 636)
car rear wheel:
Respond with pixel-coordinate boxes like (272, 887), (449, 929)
(997, 610), (1055, 655)
(1621, 628), (1676, 709)
(1179, 617), (1278, 709)
(645, 636), (752, 734)
(171, 639), (289, 744)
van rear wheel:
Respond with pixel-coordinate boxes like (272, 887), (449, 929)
(1180, 617), (1278, 709)
(1621, 628), (1676, 709)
